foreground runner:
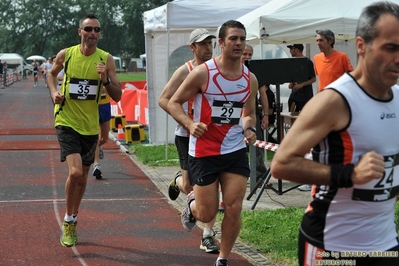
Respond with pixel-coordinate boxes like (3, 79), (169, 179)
(272, 2), (399, 265)
(47, 13), (121, 247)
(168, 20), (258, 266)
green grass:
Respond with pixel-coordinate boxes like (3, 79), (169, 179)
(129, 143), (274, 167)
(116, 72), (146, 82)
(128, 143), (180, 166)
(215, 207), (303, 266)
(240, 208), (303, 265)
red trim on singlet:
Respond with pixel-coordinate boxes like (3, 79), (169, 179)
(303, 241), (325, 266)
(339, 130), (354, 164)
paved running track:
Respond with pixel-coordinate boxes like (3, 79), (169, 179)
(0, 77), (255, 266)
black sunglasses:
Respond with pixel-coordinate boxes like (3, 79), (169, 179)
(81, 26), (101, 33)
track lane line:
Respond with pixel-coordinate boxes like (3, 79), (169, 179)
(50, 149), (88, 266)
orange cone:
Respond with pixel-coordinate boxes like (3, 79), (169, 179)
(117, 124), (125, 140)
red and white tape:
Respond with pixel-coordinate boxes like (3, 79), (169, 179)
(246, 139), (313, 160)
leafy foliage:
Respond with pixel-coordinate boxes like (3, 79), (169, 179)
(0, 0), (169, 61)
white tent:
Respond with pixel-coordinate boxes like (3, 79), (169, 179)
(0, 53), (24, 69)
(113, 56), (122, 72)
(237, 0), (397, 92)
(139, 54), (146, 69)
(143, 0), (271, 144)
(237, 0), (394, 44)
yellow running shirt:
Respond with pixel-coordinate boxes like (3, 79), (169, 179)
(54, 44), (109, 135)
(99, 87), (110, 105)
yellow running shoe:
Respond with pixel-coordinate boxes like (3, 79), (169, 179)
(60, 221), (77, 247)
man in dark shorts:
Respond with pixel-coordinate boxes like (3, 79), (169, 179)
(47, 13), (122, 247)
(31, 60), (39, 87)
(158, 28), (219, 253)
(168, 20), (258, 266)
(92, 89), (113, 180)
(272, 2), (399, 265)
(287, 44), (315, 113)
(286, 43), (316, 192)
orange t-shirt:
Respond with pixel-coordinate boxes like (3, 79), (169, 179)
(314, 50), (354, 92)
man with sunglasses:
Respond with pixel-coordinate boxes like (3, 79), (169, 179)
(47, 13), (122, 247)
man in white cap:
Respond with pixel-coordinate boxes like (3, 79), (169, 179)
(158, 28), (219, 254)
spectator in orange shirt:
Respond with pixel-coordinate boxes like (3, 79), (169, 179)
(314, 29), (354, 92)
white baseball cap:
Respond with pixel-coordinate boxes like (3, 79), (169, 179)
(189, 28), (216, 44)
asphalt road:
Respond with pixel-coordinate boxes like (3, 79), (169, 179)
(0, 77), (257, 266)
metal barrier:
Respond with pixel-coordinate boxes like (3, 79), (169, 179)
(248, 139), (312, 192)
(7, 70), (14, 86)
(1, 69), (20, 88)
(1, 72), (4, 89)
(248, 140), (313, 209)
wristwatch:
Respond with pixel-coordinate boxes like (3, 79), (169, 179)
(246, 127), (256, 133)
(103, 77), (111, 86)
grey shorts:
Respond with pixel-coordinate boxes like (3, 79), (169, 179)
(188, 148), (250, 186)
(55, 125), (98, 166)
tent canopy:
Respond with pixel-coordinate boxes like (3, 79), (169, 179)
(27, 55), (46, 61)
(237, 0), (382, 44)
(143, 0), (271, 144)
(0, 53), (24, 66)
(113, 56), (121, 72)
(144, 0), (270, 32)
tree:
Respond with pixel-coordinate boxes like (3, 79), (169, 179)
(0, 0), (170, 62)
(119, 0), (169, 61)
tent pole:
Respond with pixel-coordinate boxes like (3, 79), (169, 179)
(165, 29), (170, 160)
(260, 38), (267, 164)
(260, 38), (264, 59)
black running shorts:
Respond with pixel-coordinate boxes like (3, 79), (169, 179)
(56, 125), (98, 166)
(175, 135), (189, 171)
(188, 148), (249, 186)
